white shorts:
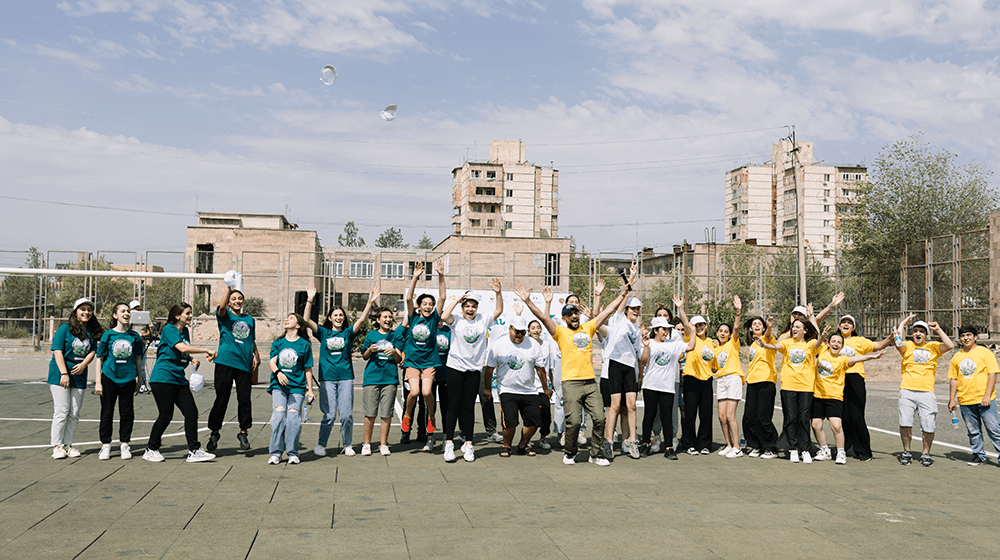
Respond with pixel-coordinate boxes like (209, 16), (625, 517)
(898, 389), (937, 432)
(716, 374), (744, 401)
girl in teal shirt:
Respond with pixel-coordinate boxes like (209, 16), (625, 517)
(268, 313), (315, 464)
(48, 297), (102, 459)
(95, 302), (143, 460)
(400, 260), (446, 437)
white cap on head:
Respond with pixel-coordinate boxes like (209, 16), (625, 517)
(509, 316), (528, 331)
(626, 297), (642, 308)
(129, 300), (141, 309)
(840, 314), (855, 324)
(690, 315), (707, 325)
(792, 305), (808, 316)
(73, 297), (93, 310)
(463, 292), (481, 303)
(912, 320), (930, 332)
(650, 317), (672, 330)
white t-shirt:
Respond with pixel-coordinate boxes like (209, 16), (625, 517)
(604, 313), (642, 368)
(487, 335), (544, 395)
(642, 339), (687, 393)
(446, 312), (492, 371)
(530, 337), (554, 392)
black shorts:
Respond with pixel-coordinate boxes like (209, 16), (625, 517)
(811, 397), (844, 419)
(608, 360), (638, 395)
(600, 377), (611, 408)
(500, 393), (540, 429)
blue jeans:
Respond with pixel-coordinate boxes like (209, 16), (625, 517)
(317, 379), (354, 448)
(269, 391), (304, 457)
(959, 400), (1000, 460)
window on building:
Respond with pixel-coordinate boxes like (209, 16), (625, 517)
(824, 235), (830, 242)
(823, 204), (830, 212)
(823, 219), (831, 227)
(408, 261), (433, 280)
(323, 259), (344, 278)
(333, 292), (343, 307)
(824, 250), (831, 258)
(783, 219), (797, 229)
(824, 174), (831, 182)
(732, 233), (737, 240)
(486, 171), (496, 181)
(854, 173), (863, 181)
(784, 235), (797, 244)
(349, 260), (373, 278)
(347, 293), (368, 312)
(505, 221), (513, 229)
(505, 173), (513, 181)
(471, 170), (480, 178)
(843, 188), (851, 196)
(544, 253), (560, 286)
(487, 205), (496, 213)
(486, 219), (495, 228)
(731, 218), (737, 226)
(505, 205), (513, 212)
(195, 243), (214, 274)
(473, 204), (483, 213)
(732, 203), (738, 213)
(380, 261), (404, 280)
(505, 189), (513, 197)
(195, 284), (211, 311)
(823, 189), (830, 197)
(824, 266), (831, 273)
(470, 219), (481, 227)
(842, 173), (850, 181)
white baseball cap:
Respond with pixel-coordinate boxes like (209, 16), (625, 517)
(690, 315), (707, 325)
(73, 297), (93, 310)
(792, 306), (808, 316)
(626, 297), (642, 308)
(129, 300), (141, 309)
(463, 292), (481, 303)
(650, 317), (672, 330)
(912, 320), (930, 332)
(840, 314), (855, 324)
(509, 316), (528, 331)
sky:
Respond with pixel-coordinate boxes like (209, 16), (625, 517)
(2, 0), (999, 267)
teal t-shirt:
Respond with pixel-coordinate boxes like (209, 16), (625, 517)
(362, 329), (399, 386)
(402, 310), (441, 369)
(316, 325), (355, 382)
(96, 329), (143, 385)
(269, 336), (313, 394)
(150, 323), (192, 385)
(47, 323), (95, 388)
(215, 308), (255, 372)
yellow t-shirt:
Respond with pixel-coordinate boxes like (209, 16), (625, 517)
(553, 320), (599, 382)
(746, 334), (777, 384)
(900, 341), (943, 392)
(778, 338), (818, 392)
(948, 345), (1000, 405)
(714, 337), (744, 379)
(841, 336), (875, 378)
(683, 335), (718, 381)
(814, 347), (849, 401)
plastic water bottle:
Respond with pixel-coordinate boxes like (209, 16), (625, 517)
(893, 330), (903, 348)
(739, 435), (746, 448)
(303, 395), (314, 423)
(952, 409), (960, 430)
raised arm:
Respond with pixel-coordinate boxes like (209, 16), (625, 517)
(815, 291), (844, 323)
(593, 285), (628, 330)
(542, 287), (554, 319)
(847, 348), (886, 366)
(895, 313), (915, 356)
(302, 285), (319, 332)
(588, 277), (605, 318)
(406, 262), (423, 316)
(516, 285), (556, 335)
(217, 283), (233, 319)
(490, 277), (504, 320)
(435, 259), (447, 315)
(873, 332), (894, 351)
(806, 304), (823, 348)
(440, 292), (463, 325)
(731, 295), (742, 342)
(352, 285), (380, 333)
(928, 321), (955, 353)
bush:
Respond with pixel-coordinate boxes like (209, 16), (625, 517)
(0, 326), (30, 339)
(243, 297), (266, 318)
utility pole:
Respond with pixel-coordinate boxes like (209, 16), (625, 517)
(790, 126), (807, 305)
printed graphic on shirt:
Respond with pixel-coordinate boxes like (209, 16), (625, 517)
(112, 339), (133, 359)
(436, 334), (450, 352)
(573, 332), (590, 348)
(278, 348), (298, 369)
(627, 330), (638, 344)
(71, 338), (91, 357)
(840, 346), (856, 357)
(913, 348), (931, 364)
(818, 359), (833, 377)
(959, 358), (976, 378)
(789, 348), (806, 364)
(461, 324), (482, 344)
(505, 351), (526, 370)
(412, 324), (431, 342)
(654, 351), (671, 366)
(326, 337), (346, 352)
(718, 351), (729, 368)
(701, 345), (714, 361)
(749, 347), (757, 362)
(232, 321), (250, 341)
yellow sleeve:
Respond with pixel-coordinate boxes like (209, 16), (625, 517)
(947, 354), (960, 380)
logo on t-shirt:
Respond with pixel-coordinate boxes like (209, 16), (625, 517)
(436, 334), (450, 352)
(505, 351), (526, 370)
(412, 324), (431, 343)
(572, 332), (590, 348)
(717, 351), (728, 369)
(232, 321), (251, 340)
(627, 329), (638, 344)
(913, 348), (931, 364)
(749, 347), (757, 362)
(112, 338), (133, 359)
(461, 324), (482, 344)
(326, 336), (345, 353)
(840, 345), (856, 358)
(818, 360), (833, 377)
(701, 345), (714, 361)
(70, 337), (90, 357)
(788, 348), (806, 365)
(654, 351), (671, 366)
(278, 348), (298, 369)
(959, 358), (976, 378)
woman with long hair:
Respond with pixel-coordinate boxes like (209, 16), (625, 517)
(48, 297), (102, 459)
(400, 261), (446, 442)
(267, 313), (314, 464)
(712, 295), (743, 458)
(837, 315), (893, 462)
(361, 308), (403, 456)
(742, 315), (778, 459)
(304, 284), (379, 458)
(94, 303), (142, 460)
(143, 303), (217, 463)
(677, 303), (718, 456)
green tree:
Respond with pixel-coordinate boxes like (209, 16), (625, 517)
(54, 257), (134, 319)
(143, 277), (182, 321)
(416, 232), (435, 249)
(766, 248), (834, 316)
(374, 227), (408, 248)
(0, 248), (44, 309)
(243, 297), (266, 318)
(338, 221), (365, 247)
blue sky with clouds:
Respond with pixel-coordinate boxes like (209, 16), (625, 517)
(2, 0), (999, 260)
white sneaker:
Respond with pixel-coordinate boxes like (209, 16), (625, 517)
(588, 456), (610, 466)
(342, 446), (356, 456)
(558, 433), (565, 447)
(726, 448), (744, 458)
(562, 452), (576, 465)
(380, 445), (391, 456)
(651, 435), (661, 454)
(287, 455), (300, 464)
(66, 447), (81, 458)
(835, 450), (847, 465)
(267, 455), (280, 465)
(488, 432), (504, 444)
(462, 442), (475, 462)
(120, 443), (132, 460)
(314, 445), (327, 457)
(422, 438), (434, 452)
(613, 432), (621, 444)
(361, 443), (372, 456)
(186, 448), (215, 463)
(99, 444), (111, 461)
(142, 449), (164, 462)
(686, 447), (699, 456)
(539, 438), (551, 450)
(803, 451), (813, 464)
(626, 439), (640, 459)
(578, 433), (588, 445)
(748, 448), (760, 457)
(718, 445), (733, 456)
(760, 450), (776, 459)
(443, 441), (457, 462)
(52, 444), (67, 459)
(815, 448), (831, 461)
(790, 450), (800, 463)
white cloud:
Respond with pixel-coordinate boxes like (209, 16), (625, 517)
(33, 45), (102, 70)
(112, 74), (211, 99)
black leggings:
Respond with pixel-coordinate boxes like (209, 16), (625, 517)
(642, 389), (674, 446)
(207, 363), (253, 433)
(780, 390), (813, 453)
(99, 375), (135, 444)
(743, 381), (778, 453)
(842, 373), (872, 460)
(537, 393), (552, 437)
(149, 382), (201, 452)
(680, 376), (713, 451)
(446, 367), (479, 441)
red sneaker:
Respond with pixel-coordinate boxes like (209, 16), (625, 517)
(401, 415), (412, 433)
(427, 417), (436, 434)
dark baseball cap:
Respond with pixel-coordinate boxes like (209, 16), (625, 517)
(562, 304), (579, 317)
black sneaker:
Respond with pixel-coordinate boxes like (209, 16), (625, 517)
(665, 448), (678, 460)
(639, 442), (650, 458)
(920, 453), (933, 467)
(207, 432), (220, 452)
(968, 455), (987, 466)
(898, 451), (912, 466)
(237, 432), (250, 451)
(601, 440), (614, 461)
(400, 431), (411, 445)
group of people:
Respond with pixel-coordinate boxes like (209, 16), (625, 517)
(45, 264), (1000, 468)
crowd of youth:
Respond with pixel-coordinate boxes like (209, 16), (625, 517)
(46, 264), (1000, 468)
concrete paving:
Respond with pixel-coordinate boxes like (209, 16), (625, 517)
(2, 370), (1000, 559)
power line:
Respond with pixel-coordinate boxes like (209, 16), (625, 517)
(0, 195), (193, 217)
